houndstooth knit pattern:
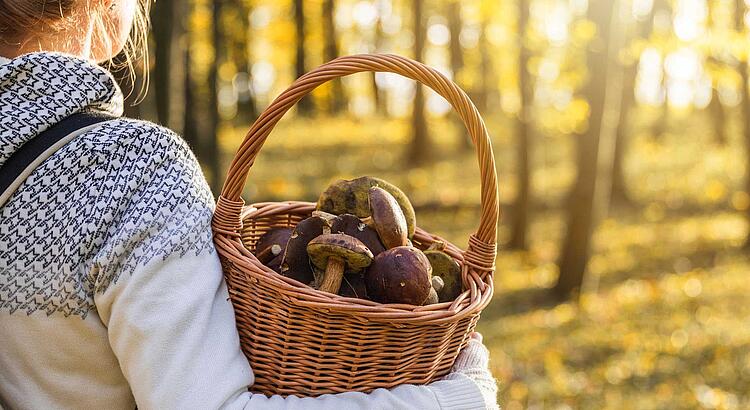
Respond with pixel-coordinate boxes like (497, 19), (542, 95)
(0, 53), (215, 318)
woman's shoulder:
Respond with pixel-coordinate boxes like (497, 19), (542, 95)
(87, 117), (193, 160)
(78, 116), (213, 206)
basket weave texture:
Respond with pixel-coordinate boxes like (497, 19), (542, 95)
(212, 54), (499, 397)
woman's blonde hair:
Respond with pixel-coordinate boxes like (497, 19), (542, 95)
(0, 0), (151, 98)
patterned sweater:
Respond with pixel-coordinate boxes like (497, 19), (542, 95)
(0, 53), (485, 409)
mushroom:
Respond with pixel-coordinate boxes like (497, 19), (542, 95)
(280, 215), (332, 285)
(423, 276), (444, 305)
(431, 276), (445, 293)
(254, 227), (293, 264)
(364, 187), (408, 249)
(316, 176), (417, 238)
(424, 287), (439, 305)
(331, 213), (385, 256)
(307, 233), (373, 294)
(365, 246), (432, 305)
(265, 254), (284, 274)
(338, 273), (369, 299)
(424, 242), (462, 303)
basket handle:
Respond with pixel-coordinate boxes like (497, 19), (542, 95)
(213, 54), (499, 271)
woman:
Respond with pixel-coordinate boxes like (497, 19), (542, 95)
(0, 0), (498, 409)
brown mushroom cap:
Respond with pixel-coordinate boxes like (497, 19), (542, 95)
(265, 253), (284, 274)
(254, 227), (293, 264)
(365, 246), (432, 305)
(424, 249), (462, 302)
(280, 215), (332, 285)
(307, 234), (373, 273)
(368, 187), (408, 249)
(307, 233), (373, 294)
(331, 214), (386, 256)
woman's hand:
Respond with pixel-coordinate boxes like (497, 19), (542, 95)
(442, 332), (499, 409)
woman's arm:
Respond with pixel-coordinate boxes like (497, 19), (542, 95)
(92, 123), (494, 409)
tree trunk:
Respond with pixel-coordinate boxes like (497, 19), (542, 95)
(611, 82), (633, 206)
(151, 0), (184, 130)
(508, 0), (532, 250)
(708, 85), (727, 145)
(407, 0), (430, 165)
(183, 46), (199, 151)
(707, 1), (727, 146)
(235, 1), (258, 123)
(294, 0), (313, 115)
(611, 16), (655, 208)
(371, 1), (387, 116)
(736, 0), (750, 248)
(650, 0), (671, 141)
(113, 65), (142, 119)
(207, 0), (223, 194)
(553, 0), (616, 300)
(447, 1), (471, 151)
(322, 0), (346, 114)
(652, 75), (669, 140)
(476, 18), (491, 113)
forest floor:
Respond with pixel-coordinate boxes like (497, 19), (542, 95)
(225, 111), (750, 409)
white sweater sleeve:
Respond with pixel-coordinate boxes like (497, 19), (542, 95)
(91, 125), (485, 410)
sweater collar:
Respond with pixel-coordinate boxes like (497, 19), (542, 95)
(0, 52), (123, 165)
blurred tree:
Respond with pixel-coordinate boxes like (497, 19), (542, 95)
(447, 0), (471, 151)
(322, 0), (347, 114)
(736, 0), (750, 248)
(230, 0), (258, 123)
(476, 17), (492, 113)
(183, 45), (199, 151)
(407, 0), (431, 164)
(207, 0), (224, 193)
(650, 0), (671, 141)
(707, 60), (727, 145)
(611, 3), (657, 208)
(371, 0), (388, 116)
(150, 0), (185, 131)
(112, 63), (142, 119)
(707, 0), (727, 146)
(554, 0), (617, 300)
(294, 0), (314, 116)
(508, 0), (532, 250)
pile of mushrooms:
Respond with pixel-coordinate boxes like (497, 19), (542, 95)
(251, 176), (464, 305)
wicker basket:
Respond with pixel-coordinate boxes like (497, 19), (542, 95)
(211, 54), (499, 397)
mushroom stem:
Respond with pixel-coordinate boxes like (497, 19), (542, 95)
(427, 241), (446, 252)
(318, 256), (346, 294)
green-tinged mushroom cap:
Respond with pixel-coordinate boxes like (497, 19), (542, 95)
(307, 234), (373, 273)
(307, 233), (374, 294)
(316, 176), (417, 238)
(424, 249), (462, 303)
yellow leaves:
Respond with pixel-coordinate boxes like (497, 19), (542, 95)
(683, 277), (703, 298)
(670, 329), (689, 350)
(569, 98), (591, 125)
(572, 19), (597, 43)
(509, 381), (528, 401)
(705, 180), (728, 203)
(731, 191), (750, 211)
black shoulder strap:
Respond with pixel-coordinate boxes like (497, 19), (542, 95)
(0, 112), (116, 202)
